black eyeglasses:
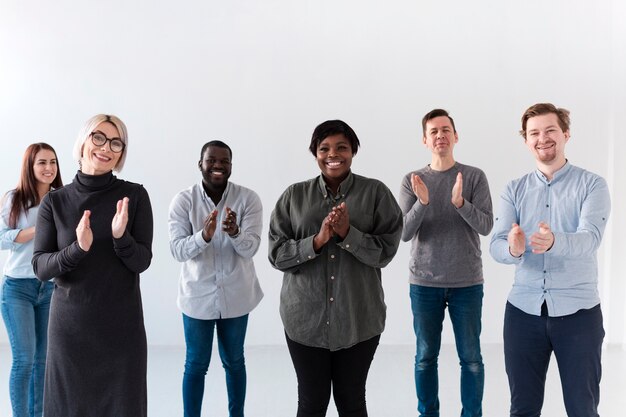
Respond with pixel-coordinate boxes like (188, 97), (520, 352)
(90, 132), (125, 153)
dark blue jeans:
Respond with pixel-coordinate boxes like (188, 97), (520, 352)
(504, 302), (604, 417)
(410, 284), (484, 417)
(182, 313), (249, 417)
(1, 277), (53, 417)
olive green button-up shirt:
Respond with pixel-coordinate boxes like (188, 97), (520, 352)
(268, 172), (402, 351)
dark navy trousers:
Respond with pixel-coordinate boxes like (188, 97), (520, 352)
(503, 301), (603, 417)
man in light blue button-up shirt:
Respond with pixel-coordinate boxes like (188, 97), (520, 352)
(490, 103), (610, 417)
(168, 141), (263, 417)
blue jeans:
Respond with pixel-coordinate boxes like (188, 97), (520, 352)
(1, 277), (54, 417)
(410, 284), (484, 417)
(504, 302), (604, 417)
(182, 313), (249, 417)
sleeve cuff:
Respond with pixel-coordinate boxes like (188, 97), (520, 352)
(456, 199), (470, 213)
(194, 230), (212, 249)
(548, 232), (562, 255)
(113, 230), (133, 249)
(337, 226), (363, 252)
(71, 241), (90, 260)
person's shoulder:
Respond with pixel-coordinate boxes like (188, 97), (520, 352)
(170, 183), (198, 203)
(228, 181), (262, 203)
(115, 178), (151, 198)
(47, 183), (70, 197)
(228, 181), (257, 195)
(286, 177), (317, 192)
(352, 173), (391, 192)
(503, 171), (535, 193)
(567, 164), (608, 191)
(456, 162), (486, 176)
(1, 189), (16, 207)
(568, 164), (605, 181)
(402, 166), (428, 181)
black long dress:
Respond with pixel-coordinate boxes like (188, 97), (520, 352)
(32, 171), (153, 417)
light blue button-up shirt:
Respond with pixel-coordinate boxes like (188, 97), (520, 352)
(490, 162), (611, 317)
(1, 190), (39, 278)
(168, 181), (264, 320)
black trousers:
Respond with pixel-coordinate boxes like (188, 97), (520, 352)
(285, 333), (380, 417)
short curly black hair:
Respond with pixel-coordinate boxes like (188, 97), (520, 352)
(200, 140), (232, 160)
(308, 120), (360, 157)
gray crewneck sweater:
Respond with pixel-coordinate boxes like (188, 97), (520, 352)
(399, 162), (493, 287)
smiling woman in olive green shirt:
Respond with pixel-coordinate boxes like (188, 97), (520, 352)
(268, 119), (402, 417)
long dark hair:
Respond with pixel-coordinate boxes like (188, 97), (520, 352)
(7, 143), (63, 228)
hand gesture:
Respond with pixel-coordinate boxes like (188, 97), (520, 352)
(76, 210), (93, 251)
(313, 214), (334, 252)
(202, 209), (218, 242)
(222, 207), (240, 237)
(451, 172), (464, 208)
(112, 197), (129, 239)
(507, 223), (526, 258)
(328, 202), (350, 239)
(530, 222), (555, 254)
(411, 174), (429, 205)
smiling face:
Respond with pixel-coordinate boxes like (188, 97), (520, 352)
(316, 134), (353, 186)
(32, 149), (58, 186)
(423, 115), (458, 157)
(199, 146), (232, 190)
(525, 113), (569, 167)
(80, 121), (122, 175)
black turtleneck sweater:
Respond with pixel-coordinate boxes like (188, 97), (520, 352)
(33, 170), (153, 417)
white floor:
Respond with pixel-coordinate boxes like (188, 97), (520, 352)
(1, 343), (625, 416)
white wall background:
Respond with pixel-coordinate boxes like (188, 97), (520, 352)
(1, 0), (624, 348)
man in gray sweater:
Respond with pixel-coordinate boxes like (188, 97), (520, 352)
(399, 109), (493, 417)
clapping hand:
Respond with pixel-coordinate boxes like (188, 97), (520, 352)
(451, 172), (464, 208)
(222, 207), (240, 237)
(112, 197), (129, 239)
(76, 210), (93, 251)
(411, 174), (429, 205)
(529, 222), (554, 254)
(202, 209), (218, 242)
(507, 223), (526, 258)
(328, 202), (350, 239)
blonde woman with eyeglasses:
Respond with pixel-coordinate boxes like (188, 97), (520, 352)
(32, 114), (153, 417)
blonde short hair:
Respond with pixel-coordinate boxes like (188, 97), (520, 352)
(72, 114), (129, 173)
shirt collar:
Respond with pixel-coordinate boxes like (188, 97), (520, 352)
(317, 171), (354, 199)
(534, 160), (571, 184)
(199, 180), (231, 207)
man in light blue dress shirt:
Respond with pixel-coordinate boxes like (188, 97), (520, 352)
(168, 141), (264, 417)
(490, 103), (611, 417)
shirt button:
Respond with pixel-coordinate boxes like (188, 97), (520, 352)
(543, 290), (547, 293)
(543, 270), (547, 273)
(546, 204), (549, 207)
(326, 321), (329, 325)
(330, 297), (334, 302)
(308, 255), (312, 259)
(345, 244), (350, 248)
(330, 255), (335, 259)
